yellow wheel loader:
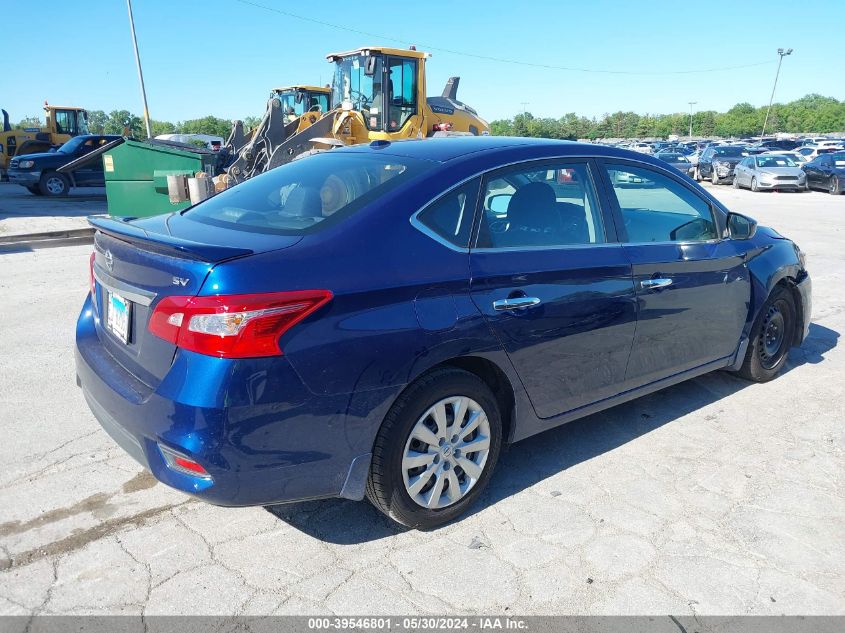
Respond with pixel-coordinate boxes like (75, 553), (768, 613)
(229, 47), (488, 182)
(225, 85), (332, 182)
(0, 103), (89, 178)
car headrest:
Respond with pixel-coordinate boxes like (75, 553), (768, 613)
(284, 185), (323, 218)
(507, 182), (557, 230)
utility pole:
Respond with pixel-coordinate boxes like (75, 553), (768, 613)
(126, 0), (152, 138)
(688, 101), (697, 138)
(520, 102), (529, 115)
(761, 48), (793, 140)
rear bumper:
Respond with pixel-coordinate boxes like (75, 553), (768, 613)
(75, 295), (387, 506)
(7, 170), (40, 186)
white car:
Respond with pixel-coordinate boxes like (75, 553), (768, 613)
(797, 145), (844, 161)
(629, 142), (653, 154)
(800, 137), (831, 146)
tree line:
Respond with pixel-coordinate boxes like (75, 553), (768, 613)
(491, 94), (845, 139)
(11, 93), (844, 140)
(11, 110), (260, 139)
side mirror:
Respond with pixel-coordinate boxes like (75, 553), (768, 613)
(364, 55), (377, 76)
(727, 212), (757, 240)
(488, 194), (511, 215)
(294, 91), (303, 104)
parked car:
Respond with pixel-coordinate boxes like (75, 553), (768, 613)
(695, 145), (748, 184)
(7, 134), (122, 196)
(629, 141), (653, 154)
(754, 139), (800, 151)
(796, 145), (842, 161)
(802, 151), (845, 194)
(75, 137), (812, 528)
(733, 154), (807, 192)
(654, 151), (694, 175)
(800, 137), (832, 146)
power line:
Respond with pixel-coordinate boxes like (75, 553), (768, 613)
(235, 0), (776, 76)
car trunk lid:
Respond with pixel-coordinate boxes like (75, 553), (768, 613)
(90, 214), (302, 387)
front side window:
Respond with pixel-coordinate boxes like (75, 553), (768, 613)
(187, 153), (432, 235)
(55, 110), (73, 135)
(387, 58), (417, 131)
(309, 92), (329, 113)
(476, 162), (606, 249)
(415, 179), (479, 248)
(605, 164), (718, 243)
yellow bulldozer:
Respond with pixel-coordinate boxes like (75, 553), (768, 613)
(0, 103), (89, 178)
(226, 46), (488, 183)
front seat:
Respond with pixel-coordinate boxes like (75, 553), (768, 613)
(499, 182), (561, 247)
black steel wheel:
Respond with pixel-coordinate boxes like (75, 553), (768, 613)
(737, 285), (797, 382)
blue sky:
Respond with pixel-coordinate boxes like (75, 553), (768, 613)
(3, 0), (842, 124)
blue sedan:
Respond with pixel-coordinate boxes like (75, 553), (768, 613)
(75, 137), (811, 528)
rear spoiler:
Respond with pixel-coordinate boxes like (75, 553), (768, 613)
(88, 215), (254, 262)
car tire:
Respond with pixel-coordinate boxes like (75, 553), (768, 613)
(711, 170), (720, 185)
(733, 175), (741, 189)
(737, 285), (797, 383)
(366, 367), (503, 529)
(830, 176), (842, 195)
(751, 177), (759, 192)
(39, 171), (70, 197)
(693, 167), (701, 182)
(26, 185), (43, 196)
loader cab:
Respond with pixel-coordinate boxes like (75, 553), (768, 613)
(272, 87), (331, 122)
(328, 47), (426, 134)
(45, 106), (89, 138)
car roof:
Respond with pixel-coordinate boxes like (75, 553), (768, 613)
(333, 136), (665, 165)
(75, 134), (122, 140)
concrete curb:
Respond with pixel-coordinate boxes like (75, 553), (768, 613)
(0, 227), (95, 251)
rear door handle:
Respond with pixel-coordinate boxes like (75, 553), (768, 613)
(493, 297), (542, 311)
(641, 278), (673, 290)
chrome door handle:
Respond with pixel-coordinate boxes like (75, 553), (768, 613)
(493, 297), (542, 311)
(641, 278), (673, 290)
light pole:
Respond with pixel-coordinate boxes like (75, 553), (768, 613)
(688, 101), (697, 138)
(519, 102), (530, 116)
(126, 0), (152, 139)
(761, 48), (793, 139)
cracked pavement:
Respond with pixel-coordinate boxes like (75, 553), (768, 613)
(0, 185), (842, 616)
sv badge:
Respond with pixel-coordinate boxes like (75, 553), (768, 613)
(172, 276), (190, 287)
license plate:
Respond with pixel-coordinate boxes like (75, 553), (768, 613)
(107, 292), (131, 343)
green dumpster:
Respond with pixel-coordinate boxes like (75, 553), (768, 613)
(103, 139), (218, 217)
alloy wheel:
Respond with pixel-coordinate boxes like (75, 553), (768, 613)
(45, 176), (65, 195)
(401, 396), (491, 509)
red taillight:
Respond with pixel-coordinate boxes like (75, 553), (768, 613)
(148, 290), (333, 358)
(89, 251), (96, 298)
(158, 444), (212, 479)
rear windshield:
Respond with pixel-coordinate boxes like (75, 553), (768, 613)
(186, 153), (433, 234)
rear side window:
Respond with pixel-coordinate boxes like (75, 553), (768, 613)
(186, 153), (433, 235)
(415, 179), (479, 248)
